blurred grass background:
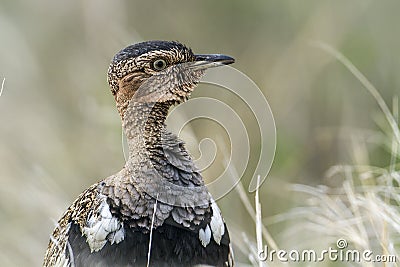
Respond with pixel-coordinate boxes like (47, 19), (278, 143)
(0, 0), (399, 266)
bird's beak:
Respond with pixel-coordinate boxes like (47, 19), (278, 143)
(195, 54), (235, 65)
(192, 54), (235, 69)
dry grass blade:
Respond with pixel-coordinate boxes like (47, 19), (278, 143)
(255, 175), (263, 267)
(310, 41), (400, 146)
(227, 163), (279, 252)
(390, 96), (399, 174)
(147, 195), (158, 267)
(0, 78), (5, 97)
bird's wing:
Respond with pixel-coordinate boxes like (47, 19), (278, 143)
(44, 181), (234, 267)
(43, 182), (120, 267)
(164, 199), (234, 266)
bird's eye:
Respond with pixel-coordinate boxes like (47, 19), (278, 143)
(152, 59), (168, 71)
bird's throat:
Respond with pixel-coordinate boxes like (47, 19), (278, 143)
(123, 101), (170, 160)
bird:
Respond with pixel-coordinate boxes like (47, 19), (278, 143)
(43, 40), (235, 267)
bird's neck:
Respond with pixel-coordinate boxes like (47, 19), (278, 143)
(122, 101), (170, 161)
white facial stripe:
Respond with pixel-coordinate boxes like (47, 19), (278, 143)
(134, 49), (188, 69)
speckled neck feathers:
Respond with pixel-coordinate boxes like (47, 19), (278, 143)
(122, 101), (170, 157)
(104, 96), (211, 210)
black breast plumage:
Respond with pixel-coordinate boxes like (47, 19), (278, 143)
(67, 219), (231, 267)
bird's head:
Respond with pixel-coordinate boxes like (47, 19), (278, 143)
(107, 40), (234, 117)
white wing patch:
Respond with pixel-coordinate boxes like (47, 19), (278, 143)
(198, 197), (226, 247)
(199, 224), (211, 247)
(82, 194), (125, 252)
(210, 200), (225, 245)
